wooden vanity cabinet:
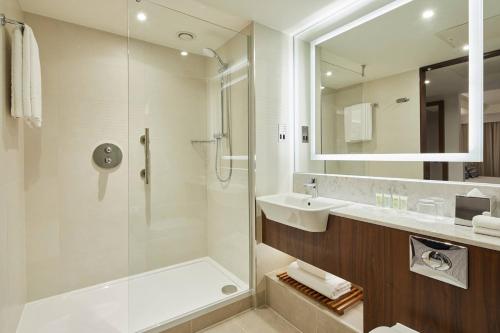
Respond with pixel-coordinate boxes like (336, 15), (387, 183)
(262, 213), (500, 333)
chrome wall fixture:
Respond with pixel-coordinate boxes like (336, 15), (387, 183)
(140, 128), (151, 184)
(0, 13), (24, 27)
(92, 143), (123, 169)
(409, 235), (468, 289)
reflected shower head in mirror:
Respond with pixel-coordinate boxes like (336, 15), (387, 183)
(202, 48), (228, 72)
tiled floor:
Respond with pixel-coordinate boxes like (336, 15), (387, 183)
(199, 307), (301, 333)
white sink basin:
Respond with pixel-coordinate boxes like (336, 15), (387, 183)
(256, 193), (350, 232)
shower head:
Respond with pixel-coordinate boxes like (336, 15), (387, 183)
(202, 48), (228, 71)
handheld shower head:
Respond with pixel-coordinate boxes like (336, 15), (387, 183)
(202, 47), (228, 71)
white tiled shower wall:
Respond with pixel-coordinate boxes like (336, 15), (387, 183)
(24, 13), (252, 301)
(253, 23), (295, 305)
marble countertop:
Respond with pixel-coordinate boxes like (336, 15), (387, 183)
(330, 203), (500, 252)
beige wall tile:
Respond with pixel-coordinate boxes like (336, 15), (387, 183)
(253, 23), (295, 306)
(266, 274), (363, 333)
(316, 307), (359, 333)
(128, 37), (209, 274)
(191, 297), (252, 332)
(24, 13), (129, 300)
(287, 290), (317, 333)
(159, 321), (192, 333)
(257, 243), (293, 306)
(0, 0), (26, 331)
(205, 31), (251, 285)
(199, 320), (245, 333)
(23, 10), (252, 314)
(265, 275), (292, 319)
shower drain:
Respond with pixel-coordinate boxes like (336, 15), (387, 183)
(221, 284), (238, 295)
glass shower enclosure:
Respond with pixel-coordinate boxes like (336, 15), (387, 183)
(127, 0), (252, 331)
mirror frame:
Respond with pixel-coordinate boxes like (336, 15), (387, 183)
(307, 0), (484, 162)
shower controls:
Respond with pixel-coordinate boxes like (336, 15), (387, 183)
(92, 143), (122, 169)
(409, 235), (468, 289)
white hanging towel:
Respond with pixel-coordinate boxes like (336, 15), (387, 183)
(22, 25), (42, 127)
(344, 103), (372, 143)
(11, 26), (23, 118)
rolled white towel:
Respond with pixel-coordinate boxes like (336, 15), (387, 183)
(297, 259), (327, 279)
(287, 261), (351, 299)
(473, 226), (500, 238)
(472, 215), (500, 230)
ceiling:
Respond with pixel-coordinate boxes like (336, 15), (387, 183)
(19, 0), (129, 36)
(128, 0), (244, 55)
(320, 0), (470, 89)
(18, 0), (250, 54)
(18, 0), (345, 54)
(195, 0), (342, 33)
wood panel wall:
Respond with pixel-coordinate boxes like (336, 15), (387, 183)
(262, 214), (500, 333)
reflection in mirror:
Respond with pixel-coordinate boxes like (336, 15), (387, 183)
(316, 0), (469, 156)
(421, 0), (500, 182)
(301, 0), (500, 181)
(422, 52), (500, 182)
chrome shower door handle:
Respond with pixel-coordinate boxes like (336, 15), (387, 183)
(140, 128), (150, 184)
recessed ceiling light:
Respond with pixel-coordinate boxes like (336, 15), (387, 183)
(321, 86), (325, 90)
(462, 44), (470, 51)
(326, 71), (332, 77)
(422, 10), (434, 19)
(424, 79), (431, 85)
(180, 51), (189, 57)
(137, 12), (147, 22)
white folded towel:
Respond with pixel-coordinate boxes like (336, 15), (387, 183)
(297, 260), (327, 279)
(11, 26), (23, 118)
(287, 261), (351, 299)
(472, 215), (500, 230)
(22, 25), (42, 128)
(473, 226), (500, 238)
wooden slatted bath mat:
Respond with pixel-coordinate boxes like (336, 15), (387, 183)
(276, 272), (363, 315)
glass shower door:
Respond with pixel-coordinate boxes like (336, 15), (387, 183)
(127, 0), (251, 331)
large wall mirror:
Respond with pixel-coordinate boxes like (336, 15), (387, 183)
(295, 0), (500, 181)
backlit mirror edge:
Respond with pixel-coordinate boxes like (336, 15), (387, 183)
(306, 0), (484, 162)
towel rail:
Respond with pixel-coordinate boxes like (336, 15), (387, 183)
(0, 14), (25, 27)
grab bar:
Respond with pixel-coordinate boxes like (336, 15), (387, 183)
(140, 128), (150, 184)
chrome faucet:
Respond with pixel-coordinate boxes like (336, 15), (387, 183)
(304, 178), (318, 198)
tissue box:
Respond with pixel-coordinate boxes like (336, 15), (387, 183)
(455, 195), (494, 227)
